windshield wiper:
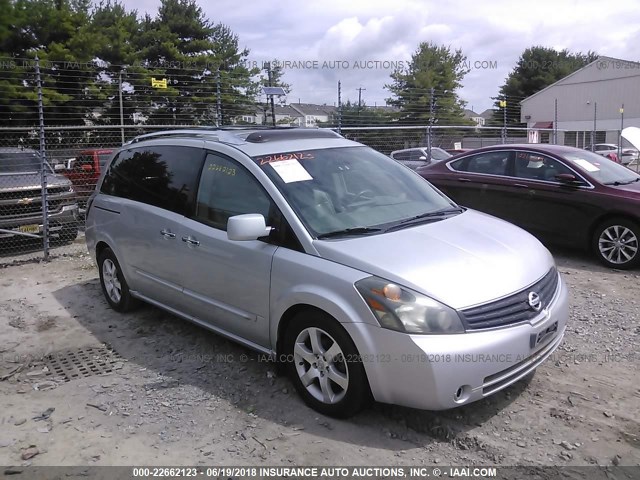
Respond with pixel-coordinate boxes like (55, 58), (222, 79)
(316, 227), (383, 239)
(384, 207), (464, 232)
(604, 178), (640, 186)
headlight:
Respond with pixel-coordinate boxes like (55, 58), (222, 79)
(355, 276), (464, 334)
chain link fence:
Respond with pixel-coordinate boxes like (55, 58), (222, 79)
(1, 57), (638, 265)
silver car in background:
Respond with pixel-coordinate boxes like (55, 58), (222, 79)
(86, 128), (568, 417)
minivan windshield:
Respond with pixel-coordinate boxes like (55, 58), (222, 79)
(562, 150), (640, 185)
(254, 146), (458, 237)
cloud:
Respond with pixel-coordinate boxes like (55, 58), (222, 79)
(120, 0), (640, 112)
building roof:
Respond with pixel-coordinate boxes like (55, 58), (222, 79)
(463, 108), (481, 118)
(520, 56), (640, 105)
(290, 103), (337, 116)
(479, 109), (494, 119)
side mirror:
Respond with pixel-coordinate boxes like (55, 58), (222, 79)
(419, 156), (428, 161)
(53, 163), (65, 172)
(555, 173), (579, 184)
(227, 214), (272, 241)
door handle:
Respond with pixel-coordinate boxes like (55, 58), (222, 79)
(458, 178), (471, 182)
(181, 235), (200, 246)
(160, 229), (176, 238)
(513, 183), (529, 188)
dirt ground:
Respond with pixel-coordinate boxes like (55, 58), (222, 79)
(0, 246), (639, 468)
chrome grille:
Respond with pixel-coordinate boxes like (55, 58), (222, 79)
(460, 268), (559, 330)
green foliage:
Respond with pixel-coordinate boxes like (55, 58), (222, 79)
(385, 42), (473, 126)
(0, 0), (271, 128)
(494, 46), (598, 125)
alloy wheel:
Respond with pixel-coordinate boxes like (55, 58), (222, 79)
(293, 327), (349, 404)
(598, 225), (639, 265)
(102, 258), (122, 304)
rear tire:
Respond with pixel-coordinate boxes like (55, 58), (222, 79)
(592, 218), (640, 269)
(284, 310), (370, 418)
(98, 247), (138, 312)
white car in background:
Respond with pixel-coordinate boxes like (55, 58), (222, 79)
(589, 143), (639, 166)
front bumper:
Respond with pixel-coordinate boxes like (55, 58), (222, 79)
(344, 273), (569, 410)
(0, 204), (79, 239)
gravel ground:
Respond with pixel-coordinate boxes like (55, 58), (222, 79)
(0, 247), (639, 467)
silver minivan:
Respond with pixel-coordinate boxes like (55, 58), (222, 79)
(86, 128), (568, 417)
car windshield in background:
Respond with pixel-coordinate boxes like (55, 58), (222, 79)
(431, 148), (451, 161)
(562, 150), (640, 185)
(0, 152), (51, 173)
(254, 146), (457, 237)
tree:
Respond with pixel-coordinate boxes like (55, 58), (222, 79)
(494, 46), (598, 125)
(134, 0), (258, 125)
(385, 42), (472, 126)
(0, 0), (97, 126)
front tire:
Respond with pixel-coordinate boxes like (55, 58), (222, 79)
(98, 247), (138, 312)
(592, 218), (640, 269)
(284, 310), (370, 418)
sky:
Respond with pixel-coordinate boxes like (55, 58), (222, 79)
(122, 0), (640, 113)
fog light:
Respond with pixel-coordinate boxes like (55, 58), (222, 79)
(453, 385), (471, 403)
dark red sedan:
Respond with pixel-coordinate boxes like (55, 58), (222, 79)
(417, 144), (640, 269)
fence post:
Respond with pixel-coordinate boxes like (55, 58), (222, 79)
(35, 56), (49, 260)
(119, 68), (125, 144)
(216, 68), (221, 127)
(337, 80), (342, 135)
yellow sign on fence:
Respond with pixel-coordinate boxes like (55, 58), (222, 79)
(151, 77), (167, 89)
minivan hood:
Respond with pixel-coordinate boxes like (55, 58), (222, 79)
(313, 210), (554, 310)
(0, 172), (71, 191)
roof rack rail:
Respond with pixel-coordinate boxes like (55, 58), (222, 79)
(126, 129), (221, 145)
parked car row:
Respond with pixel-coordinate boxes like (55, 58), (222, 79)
(86, 127), (569, 418)
(587, 143), (639, 166)
(417, 144), (640, 268)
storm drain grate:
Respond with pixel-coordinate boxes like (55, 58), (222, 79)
(43, 345), (122, 382)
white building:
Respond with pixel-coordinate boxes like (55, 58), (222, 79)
(520, 56), (640, 147)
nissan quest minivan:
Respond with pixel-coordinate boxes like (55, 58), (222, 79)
(85, 128), (569, 417)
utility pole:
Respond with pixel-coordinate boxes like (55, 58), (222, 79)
(356, 87), (366, 117)
(267, 63), (276, 127)
(119, 69), (125, 144)
(337, 81), (342, 134)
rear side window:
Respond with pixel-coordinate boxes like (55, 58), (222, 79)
(450, 151), (509, 176)
(101, 146), (205, 216)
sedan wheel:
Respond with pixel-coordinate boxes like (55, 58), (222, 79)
(593, 219), (640, 269)
(285, 311), (370, 417)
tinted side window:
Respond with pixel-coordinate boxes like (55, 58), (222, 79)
(392, 151), (410, 161)
(451, 152), (509, 175)
(195, 153), (272, 231)
(513, 152), (578, 183)
(100, 146), (204, 215)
